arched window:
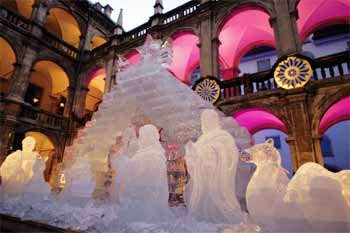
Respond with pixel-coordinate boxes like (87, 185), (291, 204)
(168, 31), (200, 84)
(45, 8), (82, 48)
(26, 61), (70, 114)
(0, 37), (16, 95)
(218, 7), (275, 79)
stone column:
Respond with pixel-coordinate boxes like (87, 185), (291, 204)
(6, 48), (37, 102)
(74, 87), (89, 118)
(270, 0), (301, 57)
(31, 0), (48, 25)
(104, 50), (117, 92)
(284, 94), (320, 171)
(199, 11), (219, 78)
(0, 123), (15, 164)
(63, 86), (75, 117)
(30, 0), (48, 38)
(312, 135), (324, 165)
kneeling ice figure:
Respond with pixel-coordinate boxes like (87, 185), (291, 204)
(116, 124), (173, 223)
(185, 109), (243, 224)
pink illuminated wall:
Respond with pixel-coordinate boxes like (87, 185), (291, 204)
(124, 49), (141, 65)
(233, 108), (287, 134)
(297, 0), (350, 43)
(218, 7), (275, 79)
(319, 96), (350, 134)
(168, 31), (200, 84)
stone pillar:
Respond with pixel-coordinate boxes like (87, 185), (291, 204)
(30, 0), (48, 38)
(104, 51), (117, 92)
(199, 11), (219, 78)
(74, 87), (89, 118)
(6, 48), (37, 102)
(284, 94), (321, 171)
(270, 0), (301, 57)
(0, 122), (15, 164)
(312, 135), (324, 165)
(83, 25), (95, 50)
(63, 86), (75, 117)
(31, 0), (48, 25)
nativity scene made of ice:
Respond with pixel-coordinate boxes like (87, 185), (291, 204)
(0, 35), (349, 233)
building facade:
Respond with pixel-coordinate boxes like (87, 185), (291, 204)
(0, 0), (349, 183)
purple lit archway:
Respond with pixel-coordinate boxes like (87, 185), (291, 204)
(124, 49), (141, 65)
(319, 96), (350, 134)
(218, 7), (275, 79)
(297, 0), (350, 43)
(233, 108), (287, 135)
(168, 31), (200, 84)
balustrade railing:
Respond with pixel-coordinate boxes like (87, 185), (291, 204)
(312, 51), (350, 80)
(162, 1), (200, 25)
(220, 51), (350, 99)
(119, 22), (151, 44)
(19, 105), (68, 130)
(0, 6), (79, 60)
(0, 6), (31, 30)
(40, 30), (79, 59)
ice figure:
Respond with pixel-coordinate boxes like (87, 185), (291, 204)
(0, 137), (41, 196)
(244, 139), (292, 231)
(287, 162), (350, 232)
(62, 34), (250, 196)
(116, 124), (173, 223)
(0, 35), (251, 232)
(245, 139), (350, 232)
(185, 109), (243, 224)
(0, 136), (51, 220)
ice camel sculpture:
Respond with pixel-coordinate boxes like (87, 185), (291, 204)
(245, 139), (350, 233)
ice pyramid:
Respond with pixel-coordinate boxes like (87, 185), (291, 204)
(62, 35), (250, 193)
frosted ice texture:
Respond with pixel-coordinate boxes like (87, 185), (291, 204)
(116, 124), (173, 223)
(184, 109), (243, 224)
(245, 139), (350, 232)
(62, 34), (250, 196)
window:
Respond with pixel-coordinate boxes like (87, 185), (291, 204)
(265, 135), (281, 149)
(257, 59), (271, 72)
(25, 83), (43, 107)
(57, 96), (66, 115)
(321, 135), (334, 157)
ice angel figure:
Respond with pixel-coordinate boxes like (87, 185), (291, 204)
(184, 109), (243, 224)
(117, 124), (173, 223)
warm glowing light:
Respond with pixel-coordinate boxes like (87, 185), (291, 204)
(59, 102), (65, 107)
(33, 97), (39, 103)
(59, 173), (66, 188)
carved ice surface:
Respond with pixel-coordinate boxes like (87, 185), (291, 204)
(184, 109), (243, 224)
(1, 34), (348, 233)
(116, 124), (173, 223)
(245, 139), (350, 233)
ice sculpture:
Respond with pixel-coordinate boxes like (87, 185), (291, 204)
(0, 136), (41, 196)
(62, 34), (250, 195)
(244, 139), (291, 231)
(116, 124), (173, 223)
(286, 162), (350, 232)
(185, 109), (243, 224)
(245, 139), (350, 232)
